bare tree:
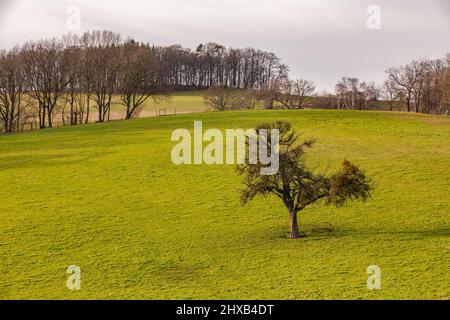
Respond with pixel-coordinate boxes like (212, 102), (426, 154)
(0, 48), (27, 133)
(386, 60), (426, 112)
(78, 33), (97, 124)
(386, 58), (450, 115)
(274, 78), (295, 108)
(264, 78), (316, 109)
(421, 59), (447, 114)
(0, 29), (299, 133)
(22, 39), (71, 128)
(159, 42), (287, 90)
(335, 78), (380, 110)
(203, 84), (239, 111)
(81, 31), (122, 123)
(412, 60), (429, 113)
(292, 79), (316, 109)
(118, 41), (169, 119)
(259, 80), (279, 109)
(335, 77), (361, 109)
(60, 34), (87, 125)
(382, 80), (400, 111)
(361, 82), (380, 107)
(240, 89), (260, 109)
(439, 56), (450, 115)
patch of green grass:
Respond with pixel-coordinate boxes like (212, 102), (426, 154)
(109, 89), (261, 116)
(0, 109), (449, 299)
(109, 90), (210, 115)
(140, 90), (211, 113)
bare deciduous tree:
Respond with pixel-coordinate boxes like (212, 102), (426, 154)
(260, 78), (316, 109)
(382, 80), (400, 111)
(203, 84), (240, 111)
(81, 31), (122, 123)
(292, 79), (316, 109)
(118, 41), (169, 119)
(0, 48), (27, 133)
(386, 60), (425, 112)
(335, 77), (360, 110)
(386, 58), (450, 115)
(22, 39), (71, 128)
(335, 77), (379, 110)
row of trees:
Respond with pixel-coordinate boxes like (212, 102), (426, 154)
(161, 43), (288, 89)
(0, 30), (287, 133)
(316, 55), (450, 114)
(2, 30), (449, 133)
(385, 57), (450, 114)
(335, 77), (380, 110)
(0, 31), (166, 132)
(203, 85), (259, 111)
(203, 78), (316, 111)
(204, 58), (450, 114)
(259, 79), (316, 110)
(204, 57), (450, 114)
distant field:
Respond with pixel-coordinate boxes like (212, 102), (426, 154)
(109, 90), (209, 117)
(73, 90), (400, 122)
(0, 109), (449, 299)
(108, 89), (261, 119)
(62, 90), (209, 125)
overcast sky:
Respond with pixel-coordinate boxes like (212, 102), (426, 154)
(0, 0), (449, 91)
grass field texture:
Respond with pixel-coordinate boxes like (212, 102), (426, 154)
(0, 109), (449, 299)
(110, 90), (209, 115)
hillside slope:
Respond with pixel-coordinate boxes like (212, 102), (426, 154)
(0, 110), (449, 299)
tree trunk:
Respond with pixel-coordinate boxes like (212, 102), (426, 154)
(289, 211), (301, 239)
(40, 105), (46, 129)
(47, 107), (53, 128)
(85, 94), (90, 124)
(406, 94), (411, 112)
(126, 104), (132, 120)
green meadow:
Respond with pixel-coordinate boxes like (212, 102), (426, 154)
(0, 109), (449, 299)
(109, 90), (209, 115)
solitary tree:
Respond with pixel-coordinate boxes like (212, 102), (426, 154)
(203, 84), (239, 111)
(237, 121), (373, 239)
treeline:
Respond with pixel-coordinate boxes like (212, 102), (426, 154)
(0, 30), (287, 133)
(2, 30), (449, 134)
(202, 78), (317, 111)
(315, 55), (450, 115)
(160, 43), (288, 89)
(211, 53), (450, 115)
(384, 57), (450, 114)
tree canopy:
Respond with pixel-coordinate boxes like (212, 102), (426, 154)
(238, 121), (373, 238)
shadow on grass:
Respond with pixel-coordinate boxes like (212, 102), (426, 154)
(261, 224), (450, 241)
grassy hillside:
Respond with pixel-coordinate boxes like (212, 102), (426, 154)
(108, 89), (258, 119)
(0, 110), (449, 299)
(137, 90), (210, 113)
(109, 90), (209, 116)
